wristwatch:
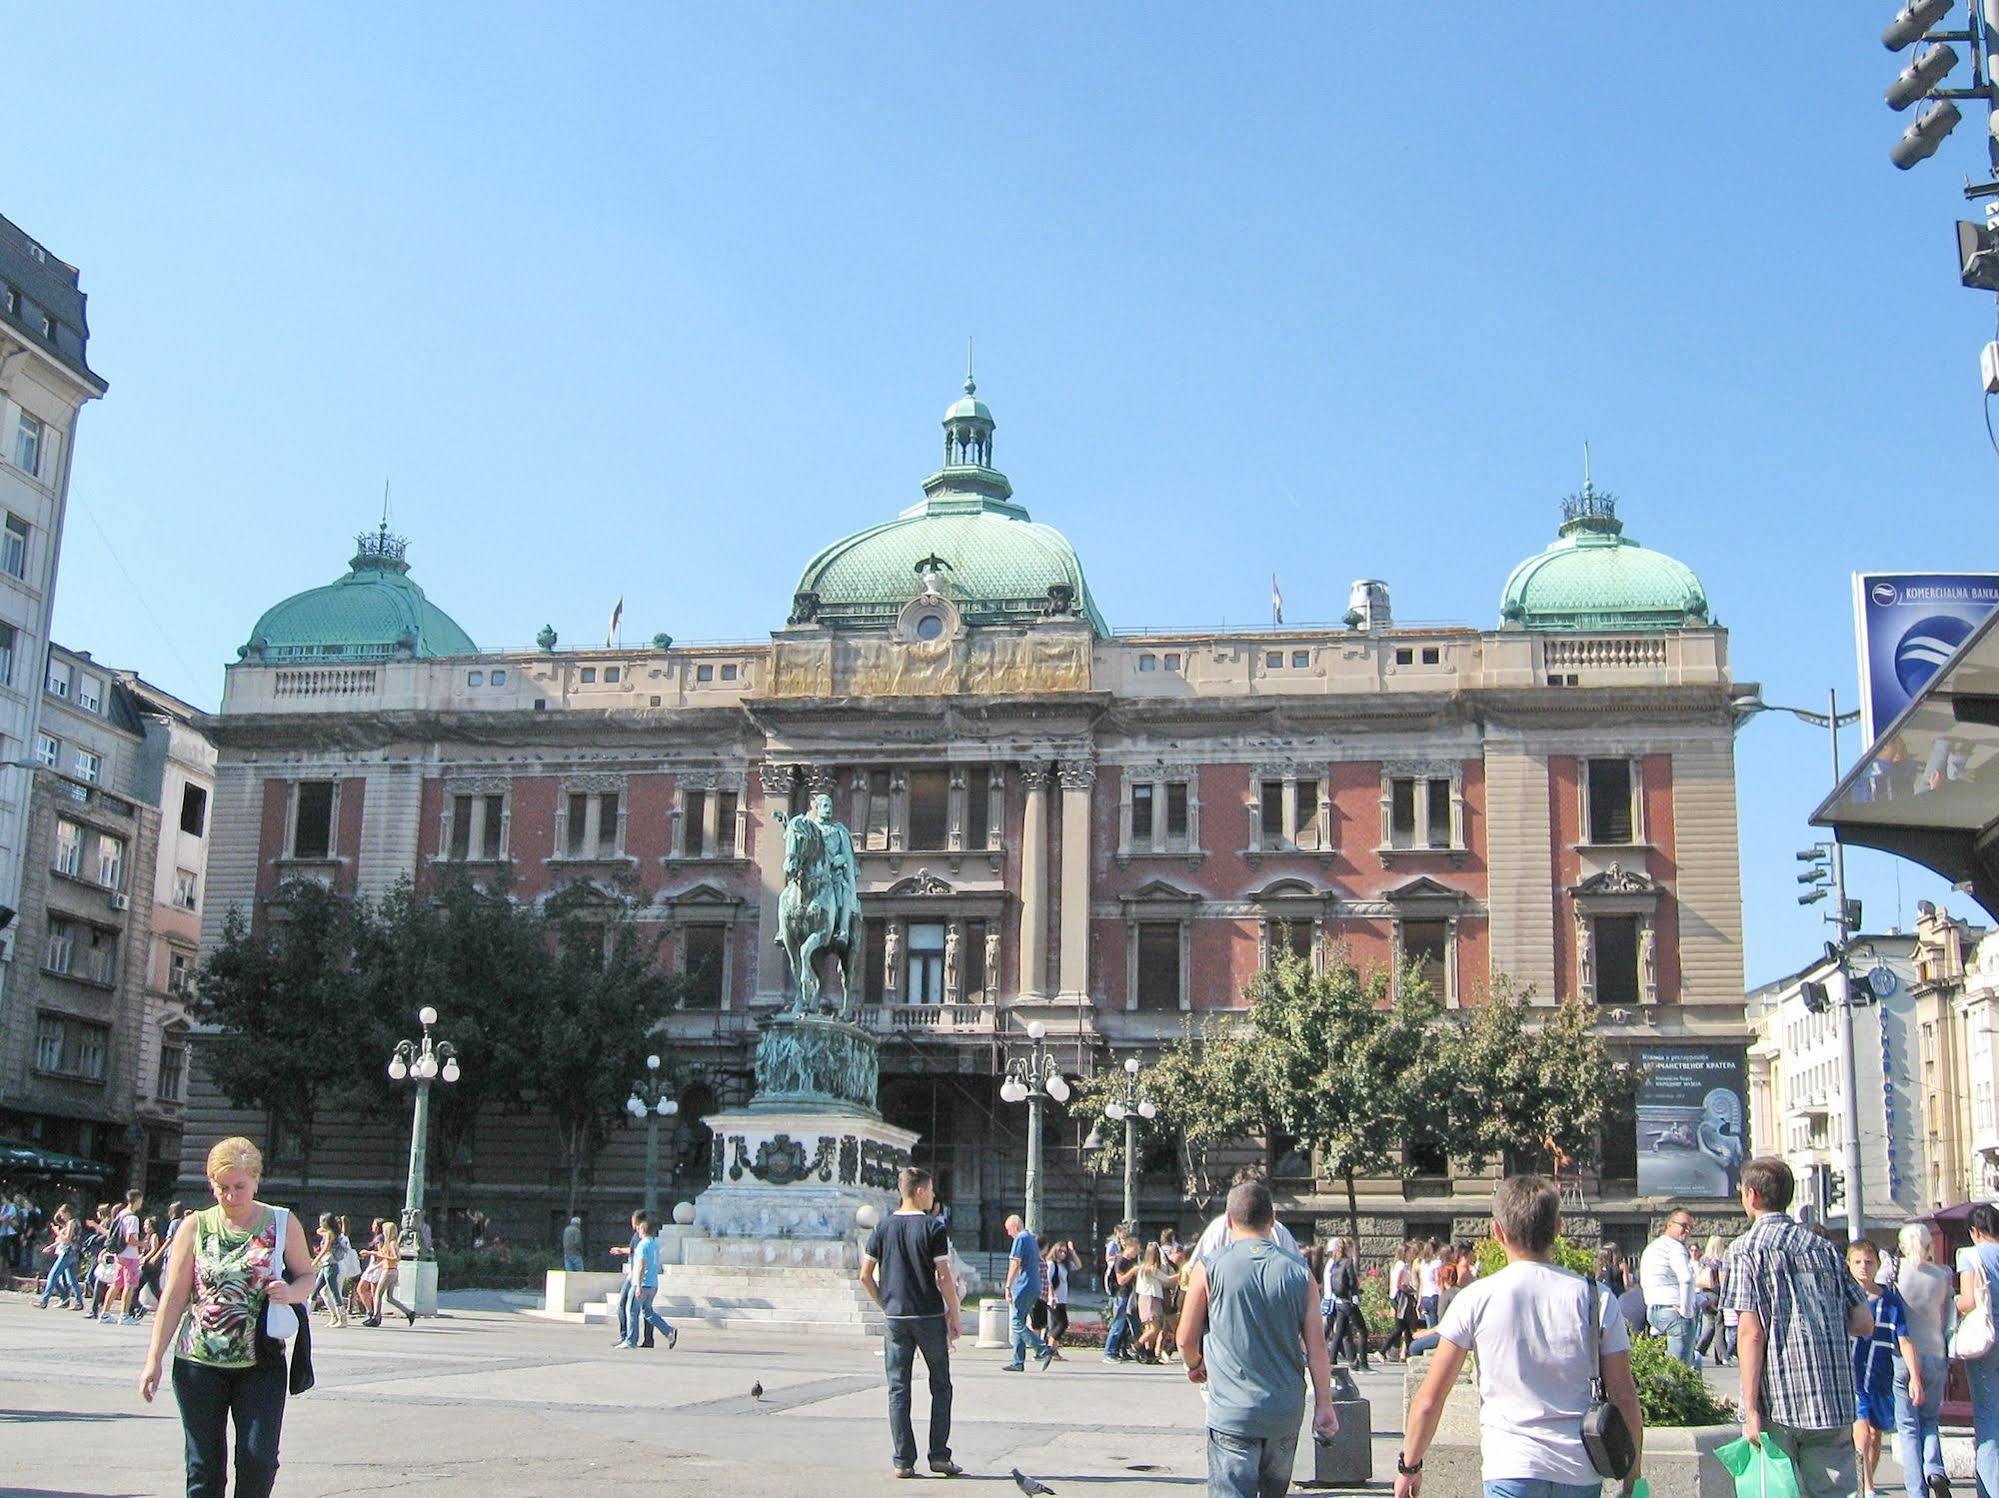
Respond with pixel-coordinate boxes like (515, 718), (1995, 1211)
(1396, 1453), (1423, 1475)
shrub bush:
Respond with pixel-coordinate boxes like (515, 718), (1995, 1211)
(1626, 1330), (1736, 1427)
(1474, 1234), (1596, 1279)
(432, 1244), (546, 1292)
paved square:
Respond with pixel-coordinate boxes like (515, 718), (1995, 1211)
(0, 1293), (1410, 1495)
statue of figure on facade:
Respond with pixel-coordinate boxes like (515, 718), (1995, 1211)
(984, 926), (1000, 998)
(775, 792), (863, 1016)
(943, 924), (961, 1001)
(1638, 925), (1656, 1002)
(882, 922), (900, 998)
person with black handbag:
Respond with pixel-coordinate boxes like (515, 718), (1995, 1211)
(1396, 1175), (1644, 1497)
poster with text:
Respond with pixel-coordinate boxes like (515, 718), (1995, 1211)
(1853, 572), (1999, 746)
(1636, 1045), (1747, 1199)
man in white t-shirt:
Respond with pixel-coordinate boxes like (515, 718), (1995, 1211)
(1638, 1209), (1699, 1366)
(1417, 1243), (1444, 1326)
(1396, 1176), (1643, 1498)
(1195, 1210), (1299, 1265)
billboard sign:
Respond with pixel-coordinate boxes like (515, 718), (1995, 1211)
(1853, 572), (1999, 746)
(1636, 1044), (1747, 1199)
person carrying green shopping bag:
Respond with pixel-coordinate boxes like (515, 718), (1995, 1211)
(1716, 1433), (1802, 1497)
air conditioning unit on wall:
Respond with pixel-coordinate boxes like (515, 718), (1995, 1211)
(107, 892), (130, 912)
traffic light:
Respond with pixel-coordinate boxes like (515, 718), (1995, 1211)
(1960, 220), (1999, 290)
(1880, 3), (1970, 167)
(1801, 980), (1832, 1014)
(1889, 44), (1962, 109)
(1798, 847), (1833, 906)
(1828, 1170), (1848, 1207)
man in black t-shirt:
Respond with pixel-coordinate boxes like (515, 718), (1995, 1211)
(861, 1167), (962, 1479)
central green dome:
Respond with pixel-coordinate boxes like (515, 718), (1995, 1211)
(1500, 487), (1709, 632)
(790, 378), (1108, 633)
(241, 528), (477, 662)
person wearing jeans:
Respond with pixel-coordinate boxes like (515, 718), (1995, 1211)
(1957, 1205), (1999, 1498)
(1639, 1209), (1700, 1367)
(620, 1214), (678, 1351)
(1002, 1214), (1056, 1371)
(1893, 1222), (1952, 1498)
(859, 1167), (962, 1479)
(37, 1206), (80, 1308)
(1103, 1230), (1139, 1361)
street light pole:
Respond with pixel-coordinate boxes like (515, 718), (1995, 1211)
(1103, 1055), (1157, 1230)
(626, 1054), (680, 1219)
(387, 1007), (460, 1258)
(1000, 1020), (1070, 1237)
(1826, 687), (1869, 1243)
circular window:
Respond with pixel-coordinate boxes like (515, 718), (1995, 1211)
(915, 614), (945, 641)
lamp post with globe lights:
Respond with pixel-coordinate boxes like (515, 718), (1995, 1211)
(1103, 1056), (1158, 1230)
(387, 1006), (460, 1257)
(626, 1054), (681, 1219)
(999, 1019), (1070, 1236)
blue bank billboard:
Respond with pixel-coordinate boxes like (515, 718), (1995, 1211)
(1853, 572), (1999, 746)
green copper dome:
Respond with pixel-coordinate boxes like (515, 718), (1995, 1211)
(240, 528), (477, 662)
(1500, 487), (1709, 632)
(789, 379), (1108, 634)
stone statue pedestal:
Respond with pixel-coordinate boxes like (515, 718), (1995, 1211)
(693, 1108), (918, 1249)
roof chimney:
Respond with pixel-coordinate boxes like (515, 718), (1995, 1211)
(1347, 579), (1391, 634)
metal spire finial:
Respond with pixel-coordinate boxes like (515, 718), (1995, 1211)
(965, 336), (975, 396)
(1582, 441), (1592, 496)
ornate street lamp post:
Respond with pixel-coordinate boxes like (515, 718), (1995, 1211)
(1103, 1055), (1157, 1231)
(999, 1020), (1070, 1237)
(387, 1006), (460, 1257)
(625, 1054), (680, 1219)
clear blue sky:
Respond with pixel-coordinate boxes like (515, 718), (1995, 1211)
(12, 5), (1992, 983)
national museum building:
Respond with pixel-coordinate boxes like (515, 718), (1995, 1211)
(179, 380), (1748, 1251)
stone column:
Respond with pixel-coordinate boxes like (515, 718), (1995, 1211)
(1057, 760), (1095, 1004)
(753, 762), (796, 1006)
(1019, 764), (1051, 999)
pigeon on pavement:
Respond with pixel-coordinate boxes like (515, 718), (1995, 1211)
(1011, 1470), (1056, 1496)
(750, 1381), (764, 1400)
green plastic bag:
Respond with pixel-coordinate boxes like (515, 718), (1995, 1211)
(1715, 1435), (1802, 1498)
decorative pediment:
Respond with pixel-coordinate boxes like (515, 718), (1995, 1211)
(1384, 875), (1469, 907)
(1249, 876), (1324, 904)
(660, 881), (744, 912)
(1121, 877), (1201, 910)
(1572, 863), (1658, 898)
(886, 868), (954, 897)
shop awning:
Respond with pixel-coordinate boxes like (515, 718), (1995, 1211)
(1814, 608), (1999, 918)
(0, 1136), (112, 1181)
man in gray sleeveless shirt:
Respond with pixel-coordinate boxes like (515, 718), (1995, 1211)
(1179, 1181), (1338, 1498)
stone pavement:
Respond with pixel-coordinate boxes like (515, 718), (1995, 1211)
(0, 1292), (1412, 1496)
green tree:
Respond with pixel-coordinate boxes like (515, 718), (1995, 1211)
(191, 880), (367, 1190)
(352, 872), (545, 1228)
(528, 883), (683, 1217)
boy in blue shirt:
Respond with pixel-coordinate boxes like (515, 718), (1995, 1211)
(1848, 1240), (1909, 1498)
(620, 1212), (679, 1351)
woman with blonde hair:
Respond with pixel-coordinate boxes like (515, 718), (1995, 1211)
(366, 1222), (417, 1328)
(1896, 1219), (1953, 1498)
(1134, 1242), (1170, 1362)
(138, 1136), (315, 1498)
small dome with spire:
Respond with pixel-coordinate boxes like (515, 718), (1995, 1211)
(240, 525), (477, 662)
(1499, 480), (1710, 632)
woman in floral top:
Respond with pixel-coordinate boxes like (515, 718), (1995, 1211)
(138, 1136), (314, 1498)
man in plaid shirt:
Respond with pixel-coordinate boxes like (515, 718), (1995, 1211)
(1721, 1157), (1874, 1498)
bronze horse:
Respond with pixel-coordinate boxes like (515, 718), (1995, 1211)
(776, 811), (853, 1017)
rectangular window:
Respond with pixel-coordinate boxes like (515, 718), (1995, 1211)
(907, 768), (949, 850)
(683, 790), (707, 856)
(1294, 778), (1320, 848)
(54, 819), (82, 877)
(1586, 758), (1635, 844)
(95, 834), (124, 891)
(863, 917), (887, 1005)
(1269, 919), (1315, 967)
(907, 921), (946, 1003)
(74, 749), (101, 784)
(963, 918), (988, 997)
(35, 733), (58, 768)
(83, 927), (117, 984)
(579, 667), (596, 684)
(1595, 915), (1640, 1007)
(1406, 1136), (1449, 1177)
(1427, 778), (1453, 847)
(1165, 782), (1189, 840)
(1135, 922), (1181, 1011)
(292, 781), (335, 858)
(682, 925), (726, 1009)
(1402, 919), (1449, 999)
(173, 869), (198, 909)
(77, 674), (101, 712)
(566, 792), (590, 856)
(695, 664), (714, 682)
(596, 793), (619, 856)
(964, 768), (990, 849)
(491, 668), (506, 685)
(158, 1043), (186, 1103)
(45, 659), (69, 698)
(1421, 646), (1441, 665)
(720, 663), (738, 682)
(44, 916), (76, 974)
(1, 513), (27, 579)
(36, 1014), (109, 1078)
(0, 621), (14, 686)
(1138, 653), (1157, 672)
(1291, 650), (1310, 669)
(865, 770), (891, 850)
(13, 412), (42, 477)
(449, 794), (505, 861)
(180, 783), (208, 836)
(1163, 652), (1182, 671)
(1259, 781), (1284, 842)
(167, 949), (193, 995)
(1265, 651), (1283, 669)
(1390, 778), (1416, 846)
(603, 666), (620, 684)
(715, 790), (739, 855)
(1394, 647), (1414, 666)
(1131, 783), (1154, 842)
